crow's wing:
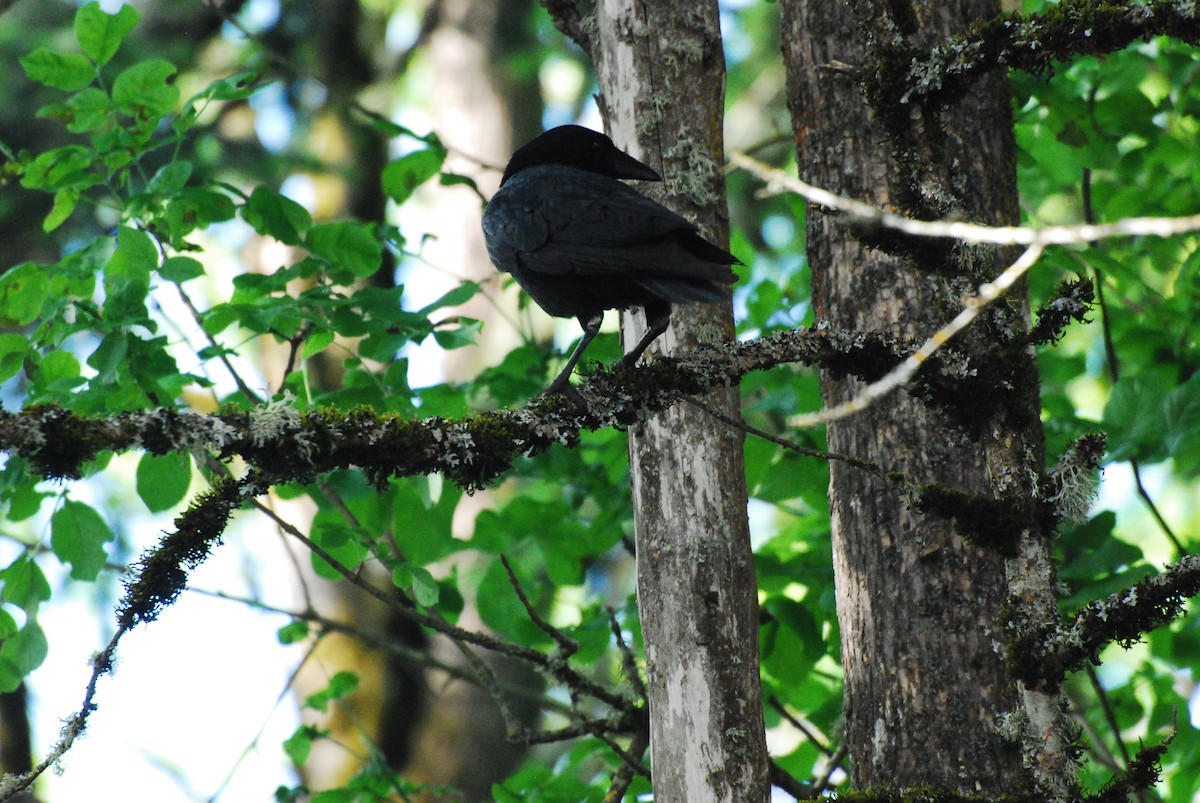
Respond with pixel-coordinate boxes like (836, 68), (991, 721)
(483, 166), (737, 285)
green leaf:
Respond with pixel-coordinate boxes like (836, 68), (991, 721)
(43, 190), (78, 232)
(306, 222), (382, 279)
(148, 160), (193, 194)
(135, 452), (192, 512)
(432, 319), (482, 350)
(74, 2), (139, 65)
(1163, 374), (1200, 474)
(381, 148), (445, 204)
(309, 522), (369, 581)
(356, 114), (417, 139)
(0, 335), (33, 384)
(277, 620), (310, 645)
(761, 599), (823, 686)
(87, 332), (129, 383)
(206, 72), (261, 101)
(0, 556), (52, 611)
(418, 282), (479, 315)
(20, 145), (96, 192)
(50, 500), (115, 581)
(282, 725), (319, 766)
(0, 609), (16, 640)
(0, 264), (50, 326)
(164, 187), (237, 240)
(439, 172), (480, 193)
(112, 59), (179, 118)
(63, 87), (112, 132)
(159, 256), (205, 283)
(390, 563), (412, 590)
(19, 50), (94, 91)
(476, 559), (547, 644)
(408, 565), (440, 606)
(103, 226), (156, 323)
(4, 483), (49, 523)
(178, 74), (261, 133)
(301, 330), (334, 359)
(304, 671), (359, 712)
(36, 350), (83, 389)
(1104, 373), (1171, 462)
(391, 477), (461, 565)
(242, 186), (312, 245)
(0, 620), (48, 692)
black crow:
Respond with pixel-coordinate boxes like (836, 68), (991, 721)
(481, 125), (740, 393)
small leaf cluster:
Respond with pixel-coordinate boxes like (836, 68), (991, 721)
(0, 1), (469, 705)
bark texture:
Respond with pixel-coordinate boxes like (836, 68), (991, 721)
(779, 0), (1070, 794)
(576, 1), (770, 799)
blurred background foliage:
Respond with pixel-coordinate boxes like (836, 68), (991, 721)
(0, 0), (1197, 800)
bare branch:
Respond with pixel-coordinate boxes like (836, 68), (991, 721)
(730, 152), (1200, 246)
(787, 243), (1044, 429)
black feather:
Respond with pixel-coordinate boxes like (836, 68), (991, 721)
(481, 125), (739, 392)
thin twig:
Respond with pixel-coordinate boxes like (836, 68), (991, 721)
(205, 633), (325, 802)
(1064, 677), (1121, 773)
(768, 761), (812, 800)
(768, 696), (833, 756)
(603, 726), (651, 801)
(175, 283), (263, 404)
(731, 152), (1200, 246)
(586, 725), (651, 780)
(1087, 665), (1132, 767)
(1077, 171), (1186, 559)
(254, 501), (634, 715)
(810, 744), (848, 795)
(786, 243), (1044, 429)
(684, 396), (888, 477)
(606, 606), (647, 703)
(251, 499), (542, 664)
(0, 625), (126, 801)
(189, 586), (574, 714)
(1130, 459), (1186, 556)
(500, 554), (579, 656)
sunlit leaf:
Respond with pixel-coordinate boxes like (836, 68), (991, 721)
(50, 500), (115, 581)
(74, 1), (139, 66)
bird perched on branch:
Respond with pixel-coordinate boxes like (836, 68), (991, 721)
(481, 125), (740, 393)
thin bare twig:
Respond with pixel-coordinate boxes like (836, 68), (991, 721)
(606, 606), (647, 704)
(603, 727), (651, 801)
(499, 554), (579, 656)
(768, 696), (833, 756)
(1077, 170), (1187, 559)
(787, 243), (1044, 429)
(175, 283), (264, 404)
(731, 152), (1200, 246)
(683, 396), (887, 477)
(1087, 665), (1133, 767)
(810, 744), (849, 795)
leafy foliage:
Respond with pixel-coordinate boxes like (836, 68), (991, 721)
(0, 0), (1198, 801)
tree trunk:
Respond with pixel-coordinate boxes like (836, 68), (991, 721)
(579, 1), (770, 799)
(779, 0), (1073, 795)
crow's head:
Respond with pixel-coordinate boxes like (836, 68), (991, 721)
(500, 125), (662, 185)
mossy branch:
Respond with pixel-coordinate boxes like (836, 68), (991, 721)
(1008, 552), (1200, 692)
(0, 328), (966, 491)
(896, 0), (1200, 110)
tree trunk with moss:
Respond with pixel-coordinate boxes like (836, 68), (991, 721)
(549, 0), (770, 799)
(779, 0), (1075, 795)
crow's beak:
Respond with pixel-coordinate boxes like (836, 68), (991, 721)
(604, 147), (663, 182)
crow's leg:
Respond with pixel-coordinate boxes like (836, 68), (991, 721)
(619, 300), (671, 368)
(546, 312), (603, 394)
